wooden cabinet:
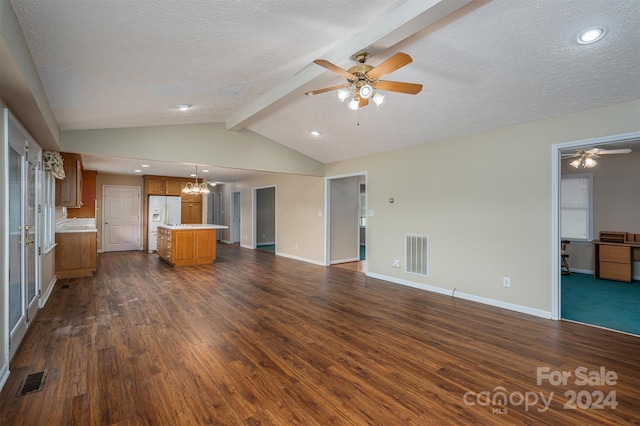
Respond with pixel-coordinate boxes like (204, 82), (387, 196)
(55, 232), (97, 278)
(56, 152), (83, 207)
(68, 170), (97, 218)
(157, 227), (217, 267)
(181, 201), (202, 224)
(592, 232), (640, 283)
(144, 176), (182, 196)
(157, 227), (172, 262)
(180, 179), (202, 224)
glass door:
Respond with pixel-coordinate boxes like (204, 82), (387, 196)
(26, 144), (40, 322)
(8, 139), (27, 358)
(7, 114), (41, 359)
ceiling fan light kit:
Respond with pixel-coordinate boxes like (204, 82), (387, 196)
(564, 148), (632, 168)
(306, 51), (423, 110)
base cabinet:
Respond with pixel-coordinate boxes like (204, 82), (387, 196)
(158, 227), (217, 267)
(55, 232), (97, 278)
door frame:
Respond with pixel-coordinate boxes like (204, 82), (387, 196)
(551, 131), (640, 320)
(324, 172), (367, 268)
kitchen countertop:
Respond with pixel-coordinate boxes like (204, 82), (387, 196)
(158, 224), (228, 230)
(56, 218), (98, 233)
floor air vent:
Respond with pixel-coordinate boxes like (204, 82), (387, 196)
(406, 234), (429, 277)
(17, 370), (48, 396)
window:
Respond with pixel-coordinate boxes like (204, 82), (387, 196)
(42, 171), (56, 252)
(561, 174), (592, 241)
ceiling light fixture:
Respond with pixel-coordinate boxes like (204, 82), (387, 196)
(182, 165), (210, 194)
(310, 130), (321, 136)
(577, 27), (606, 44)
(570, 150), (598, 168)
(141, 164), (150, 168)
(177, 104), (191, 111)
(348, 97), (360, 111)
(134, 169), (142, 173)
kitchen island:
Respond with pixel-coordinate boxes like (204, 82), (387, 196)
(157, 224), (228, 267)
(55, 219), (98, 278)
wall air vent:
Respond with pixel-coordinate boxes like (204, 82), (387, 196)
(406, 234), (429, 277)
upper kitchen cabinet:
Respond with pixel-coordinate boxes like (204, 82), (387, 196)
(55, 152), (84, 208)
(144, 176), (182, 196)
(180, 179), (203, 203)
(68, 170), (97, 217)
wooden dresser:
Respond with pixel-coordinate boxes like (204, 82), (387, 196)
(592, 231), (640, 282)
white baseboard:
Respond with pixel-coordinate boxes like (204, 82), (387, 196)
(240, 243), (253, 249)
(367, 272), (552, 320)
(276, 251), (325, 266)
(220, 239), (233, 244)
(330, 257), (359, 265)
(0, 363), (9, 394)
(40, 276), (57, 308)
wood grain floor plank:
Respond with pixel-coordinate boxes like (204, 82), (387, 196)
(1, 244), (638, 425)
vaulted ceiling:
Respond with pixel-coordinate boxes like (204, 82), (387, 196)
(7, 0), (640, 178)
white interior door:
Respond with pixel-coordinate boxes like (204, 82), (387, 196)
(103, 185), (141, 252)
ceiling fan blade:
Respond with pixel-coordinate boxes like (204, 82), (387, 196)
(366, 52), (413, 80)
(359, 97), (369, 108)
(305, 84), (351, 96)
(561, 154), (579, 158)
(313, 59), (356, 80)
(595, 149), (632, 155)
(374, 80), (423, 95)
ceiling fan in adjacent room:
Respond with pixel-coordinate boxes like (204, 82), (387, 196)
(305, 51), (423, 110)
(562, 148), (632, 168)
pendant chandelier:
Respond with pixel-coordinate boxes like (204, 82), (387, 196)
(182, 165), (210, 195)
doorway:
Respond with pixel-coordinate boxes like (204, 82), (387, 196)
(231, 191), (241, 244)
(102, 185), (141, 252)
(207, 191), (222, 240)
(254, 186), (276, 253)
(325, 173), (367, 271)
(7, 113), (41, 359)
(552, 131), (640, 334)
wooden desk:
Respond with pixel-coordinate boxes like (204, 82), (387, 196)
(592, 240), (640, 282)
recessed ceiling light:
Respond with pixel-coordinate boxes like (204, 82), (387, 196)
(202, 169), (209, 173)
(310, 130), (321, 136)
(134, 169), (142, 173)
(190, 173), (196, 177)
(177, 104), (191, 111)
(141, 164), (150, 168)
(577, 27), (606, 44)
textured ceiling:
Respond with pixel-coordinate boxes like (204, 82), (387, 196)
(9, 0), (640, 177)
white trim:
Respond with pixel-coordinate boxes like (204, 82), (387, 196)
(277, 251), (325, 266)
(368, 272), (552, 319)
(330, 257), (359, 265)
(39, 276), (56, 308)
(0, 363), (9, 393)
(240, 243), (253, 249)
(551, 131), (640, 321)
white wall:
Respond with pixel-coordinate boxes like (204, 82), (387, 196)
(325, 100), (640, 316)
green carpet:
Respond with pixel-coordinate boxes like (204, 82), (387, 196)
(257, 244), (275, 253)
(561, 273), (640, 335)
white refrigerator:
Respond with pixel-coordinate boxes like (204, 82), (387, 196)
(148, 195), (181, 252)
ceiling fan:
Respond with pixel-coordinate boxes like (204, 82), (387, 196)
(562, 148), (632, 168)
(305, 51), (423, 110)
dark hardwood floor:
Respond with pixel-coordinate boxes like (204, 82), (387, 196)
(1, 243), (639, 425)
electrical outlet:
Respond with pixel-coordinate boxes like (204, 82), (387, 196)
(295, 243), (298, 250)
(392, 260), (401, 268)
(503, 277), (511, 287)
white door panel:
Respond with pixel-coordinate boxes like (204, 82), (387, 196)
(103, 185), (141, 252)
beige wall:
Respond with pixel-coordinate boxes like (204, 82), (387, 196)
(223, 173), (325, 263)
(95, 173), (144, 252)
(325, 100), (640, 314)
(562, 150), (640, 274)
(61, 123), (324, 177)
